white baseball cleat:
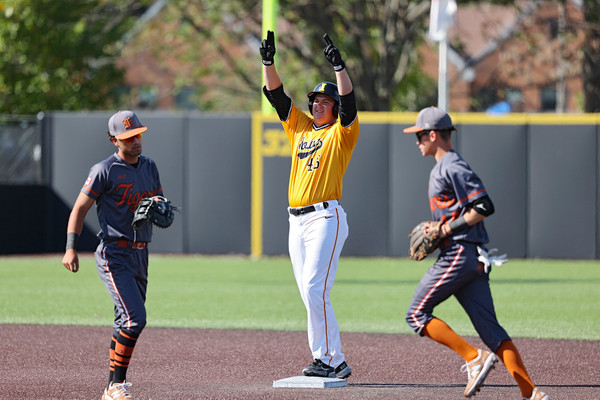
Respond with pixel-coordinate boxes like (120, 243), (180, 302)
(461, 349), (498, 397)
(104, 381), (133, 400)
(523, 387), (551, 400)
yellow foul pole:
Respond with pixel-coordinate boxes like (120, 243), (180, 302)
(252, 0), (278, 258)
(261, 0), (278, 113)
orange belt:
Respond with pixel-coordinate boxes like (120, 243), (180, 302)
(117, 240), (147, 250)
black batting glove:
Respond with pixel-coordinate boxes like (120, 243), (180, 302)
(260, 30), (276, 66)
(323, 33), (345, 71)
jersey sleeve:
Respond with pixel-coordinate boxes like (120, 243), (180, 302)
(81, 161), (108, 200)
(337, 114), (359, 152)
(282, 102), (313, 142)
(442, 155), (490, 243)
(447, 161), (487, 208)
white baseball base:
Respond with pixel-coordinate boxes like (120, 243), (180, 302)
(273, 376), (348, 388)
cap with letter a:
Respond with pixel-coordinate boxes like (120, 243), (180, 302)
(403, 106), (454, 133)
(108, 110), (148, 139)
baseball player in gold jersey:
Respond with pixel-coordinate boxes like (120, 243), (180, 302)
(261, 31), (359, 379)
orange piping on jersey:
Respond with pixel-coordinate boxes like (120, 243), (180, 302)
(409, 245), (464, 330)
(83, 185), (100, 198)
(430, 188), (487, 212)
(322, 208), (340, 366)
(460, 189), (486, 205)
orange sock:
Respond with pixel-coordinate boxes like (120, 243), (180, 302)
(108, 334), (117, 386)
(113, 329), (139, 383)
(496, 340), (535, 398)
(422, 318), (479, 362)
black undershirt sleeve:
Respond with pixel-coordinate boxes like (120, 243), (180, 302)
(262, 84), (292, 121)
(338, 90), (357, 127)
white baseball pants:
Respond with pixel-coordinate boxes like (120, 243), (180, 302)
(288, 200), (348, 368)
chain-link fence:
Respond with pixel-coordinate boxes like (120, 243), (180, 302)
(0, 114), (43, 184)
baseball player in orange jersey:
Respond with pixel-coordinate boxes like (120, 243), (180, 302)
(260, 31), (359, 379)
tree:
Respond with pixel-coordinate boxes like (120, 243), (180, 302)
(278, 0), (435, 111)
(154, 0), (591, 113)
(0, 0), (153, 115)
(446, 1), (586, 113)
(158, 0), (437, 112)
(582, 0), (600, 112)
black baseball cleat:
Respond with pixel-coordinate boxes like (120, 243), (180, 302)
(302, 359), (335, 377)
(334, 361), (352, 379)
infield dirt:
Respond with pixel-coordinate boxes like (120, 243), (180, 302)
(2, 324), (597, 399)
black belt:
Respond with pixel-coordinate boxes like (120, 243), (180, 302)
(289, 201), (329, 216)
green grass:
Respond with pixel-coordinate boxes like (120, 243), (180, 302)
(1, 255), (598, 340)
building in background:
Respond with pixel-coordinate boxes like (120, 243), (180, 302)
(422, 1), (584, 113)
(118, 1), (585, 113)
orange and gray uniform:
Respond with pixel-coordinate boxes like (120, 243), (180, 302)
(405, 150), (511, 352)
(82, 152), (163, 336)
(263, 84), (359, 368)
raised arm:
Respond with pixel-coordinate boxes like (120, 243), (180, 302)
(260, 30), (293, 121)
(323, 34), (353, 96)
(323, 33), (356, 126)
(260, 30), (282, 90)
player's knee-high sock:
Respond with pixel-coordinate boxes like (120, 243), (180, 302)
(113, 329), (139, 383)
(496, 340), (535, 398)
(422, 318), (479, 362)
(108, 333), (117, 387)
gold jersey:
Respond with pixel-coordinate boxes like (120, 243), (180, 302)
(282, 102), (360, 208)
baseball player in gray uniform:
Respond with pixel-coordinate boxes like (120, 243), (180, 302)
(62, 110), (163, 400)
(403, 107), (550, 400)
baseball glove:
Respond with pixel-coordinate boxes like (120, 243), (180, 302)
(132, 196), (177, 230)
(408, 221), (444, 261)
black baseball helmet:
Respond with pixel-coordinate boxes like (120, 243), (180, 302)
(307, 82), (340, 116)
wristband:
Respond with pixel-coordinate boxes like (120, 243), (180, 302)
(333, 60), (345, 71)
(448, 216), (469, 233)
(65, 232), (79, 250)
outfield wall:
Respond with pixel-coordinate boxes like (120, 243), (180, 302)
(42, 111), (600, 259)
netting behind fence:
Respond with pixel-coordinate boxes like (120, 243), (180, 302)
(0, 115), (42, 184)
